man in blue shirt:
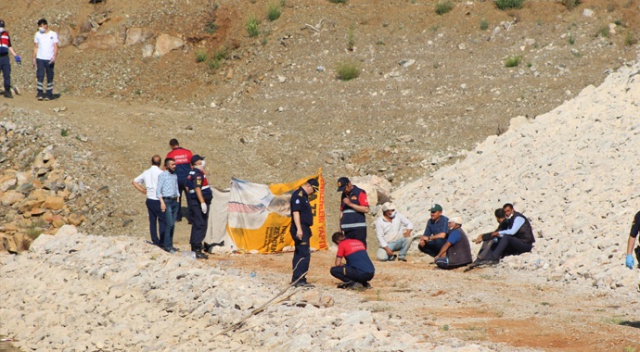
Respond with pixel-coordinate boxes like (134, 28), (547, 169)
(434, 215), (472, 269)
(418, 204), (449, 257)
(157, 158), (180, 253)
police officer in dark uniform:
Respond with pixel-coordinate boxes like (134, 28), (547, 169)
(186, 155), (212, 259)
(290, 178), (319, 287)
(337, 177), (370, 248)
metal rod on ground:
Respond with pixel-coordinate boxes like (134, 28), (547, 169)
(212, 259), (309, 338)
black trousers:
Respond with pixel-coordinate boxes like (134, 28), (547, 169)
(330, 265), (374, 284)
(418, 238), (447, 257)
(291, 228), (311, 284)
(344, 227), (368, 248)
(189, 197), (211, 250)
(487, 235), (532, 260)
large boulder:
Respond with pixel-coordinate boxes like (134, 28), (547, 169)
(154, 34), (184, 58)
(350, 175), (393, 213)
(125, 27), (155, 46)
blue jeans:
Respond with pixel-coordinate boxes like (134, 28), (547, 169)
(163, 198), (179, 250)
(146, 199), (165, 246)
(376, 236), (416, 261)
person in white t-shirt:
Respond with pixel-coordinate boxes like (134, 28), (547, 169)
(32, 18), (58, 101)
(132, 155), (165, 246)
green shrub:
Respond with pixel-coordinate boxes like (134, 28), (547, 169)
(336, 62), (360, 81)
(568, 35), (575, 44)
(245, 16), (260, 37)
(61, 129), (68, 137)
(329, 0), (347, 3)
(504, 55), (522, 67)
(214, 46), (228, 61)
(347, 25), (355, 50)
(597, 26), (609, 38)
(196, 50), (208, 63)
(480, 19), (489, 30)
(561, 0), (579, 10)
(435, 1), (454, 14)
(625, 32), (638, 46)
(208, 58), (221, 70)
(267, 3), (281, 21)
(495, 0), (524, 10)
(205, 22), (218, 34)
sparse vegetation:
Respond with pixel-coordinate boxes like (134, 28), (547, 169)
(568, 35), (575, 45)
(443, 324), (450, 331)
(504, 55), (522, 67)
(336, 61), (360, 81)
(261, 37), (268, 45)
(347, 24), (356, 51)
(267, 3), (282, 21)
(205, 23), (218, 34)
(208, 58), (221, 70)
(245, 16), (260, 37)
(495, 0), (525, 10)
(376, 39), (385, 45)
(329, 0), (347, 3)
(196, 50), (208, 63)
(597, 26), (610, 38)
(561, 0), (579, 10)
(435, 1), (454, 15)
(61, 128), (69, 137)
(625, 32), (638, 46)
(480, 19), (489, 30)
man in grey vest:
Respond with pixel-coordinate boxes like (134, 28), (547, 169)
(434, 215), (472, 269)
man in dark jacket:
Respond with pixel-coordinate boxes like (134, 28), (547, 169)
(434, 215), (472, 269)
(481, 203), (535, 264)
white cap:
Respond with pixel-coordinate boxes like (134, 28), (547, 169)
(448, 214), (462, 225)
(381, 202), (396, 212)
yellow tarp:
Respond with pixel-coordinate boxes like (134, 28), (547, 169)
(227, 171), (327, 253)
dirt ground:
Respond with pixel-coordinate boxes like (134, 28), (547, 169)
(2, 0), (640, 349)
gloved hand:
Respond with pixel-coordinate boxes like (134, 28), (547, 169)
(626, 254), (634, 269)
(14, 55), (21, 65)
(201, 203), (208, 214)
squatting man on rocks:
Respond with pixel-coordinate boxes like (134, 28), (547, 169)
(374, 202), (416, 262)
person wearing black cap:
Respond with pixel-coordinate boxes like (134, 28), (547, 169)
(289, 178), (319, 287)
(185, 154), (212, 259)
(0, 19), (22, 98)
(33, 18), (58, 101)
(337, 177), (370, 247)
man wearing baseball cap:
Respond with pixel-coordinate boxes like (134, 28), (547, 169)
(289, 178), (319, 287)
(374, 202), (415, 262)
(185, 154), (212, 259)
(433, 215), (472, 269)
(337, 177), (370, 247)
(418, 203), (449, 257)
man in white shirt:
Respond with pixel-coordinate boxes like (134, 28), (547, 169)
(132, 155), (165, 246)
(374, 202), (415, 262)
(32, 18), (58, 101)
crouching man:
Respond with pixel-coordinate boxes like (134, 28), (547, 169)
(330, 231), (375, 289)
(434, 215), (472, 269)
(374, 202), (415, 262)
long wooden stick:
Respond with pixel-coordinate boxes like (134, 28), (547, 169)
(212, 259), (309, 338)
